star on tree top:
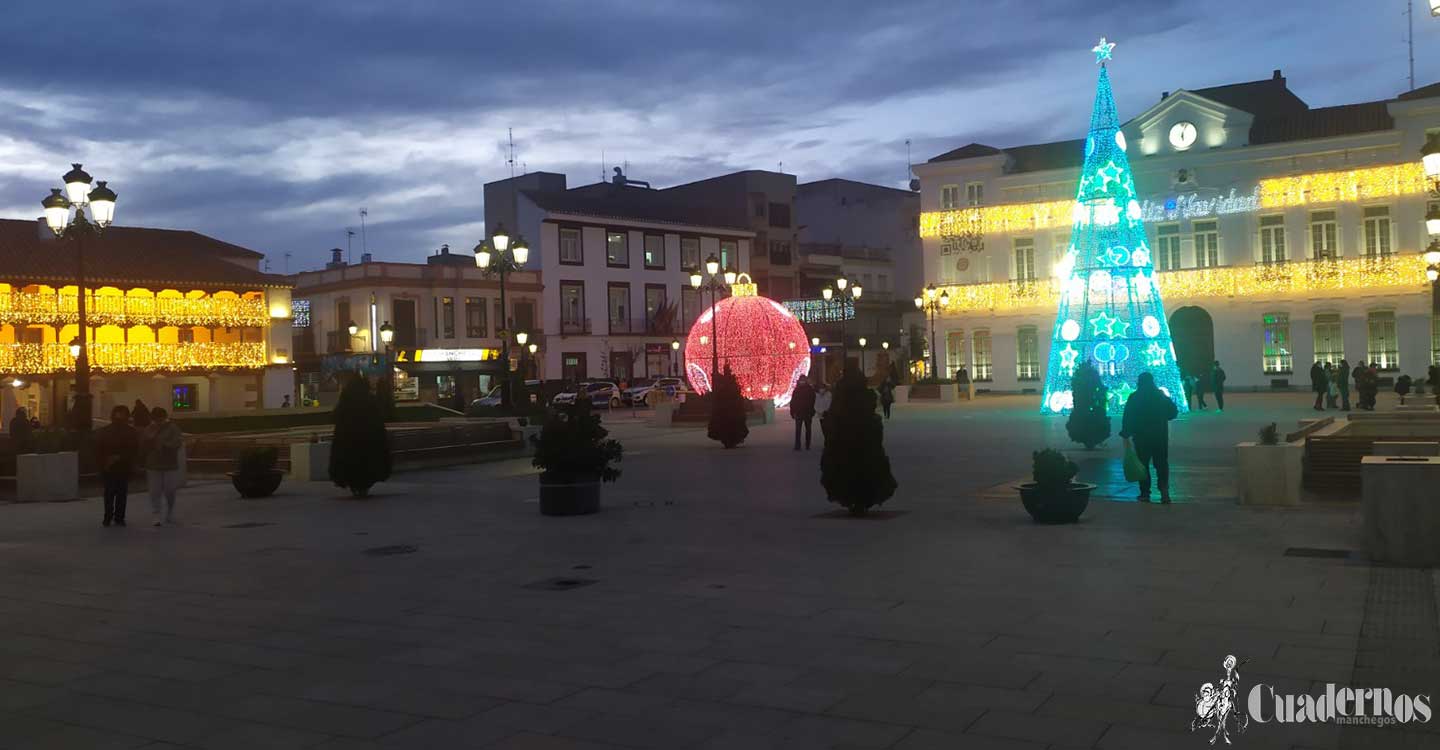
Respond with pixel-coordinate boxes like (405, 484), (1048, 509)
(1092, 37), (1115, 64)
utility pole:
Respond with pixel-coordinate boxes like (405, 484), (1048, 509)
(1408, 0), (1416, 92)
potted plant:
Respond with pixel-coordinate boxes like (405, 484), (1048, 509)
(230, 446), (283, 498)
(821, 365), (897, 515)
(533, 400), (622, 515)
(1017, 448), (1094, 523)
(329, 374), (392, 497)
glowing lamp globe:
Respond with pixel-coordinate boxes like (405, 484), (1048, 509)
(684, 274), (811, 407)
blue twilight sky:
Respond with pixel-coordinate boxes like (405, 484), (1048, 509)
(0, 1), (1436, 271)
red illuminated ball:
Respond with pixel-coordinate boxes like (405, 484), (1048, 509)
(684, 294), (811, 407)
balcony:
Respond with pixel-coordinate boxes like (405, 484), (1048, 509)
(0, 291), (270, 328)
(326, 330), (361, 353)
(608, 317), (683, 336)
(0, 342), (268, 375)
(559, 318), (592, 335)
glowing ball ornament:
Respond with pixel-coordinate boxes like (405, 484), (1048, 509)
(684, 274), (811, 407)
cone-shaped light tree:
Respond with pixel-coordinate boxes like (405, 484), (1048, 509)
(1041, 38), (1188, 417)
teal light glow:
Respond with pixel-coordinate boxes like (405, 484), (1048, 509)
(1041, 44), (1188, 416)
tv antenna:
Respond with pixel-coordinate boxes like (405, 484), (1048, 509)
(283, 251), (292, 273)
(345, 229), (355, 264)
(507, 128), (517, 178)
(359, 208), (369, 258)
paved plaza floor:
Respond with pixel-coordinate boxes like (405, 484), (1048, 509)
(1, 394), (1437, 749)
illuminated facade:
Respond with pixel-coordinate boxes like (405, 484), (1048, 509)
(0, 219), (292, 424)
(914, 70), (1440, 391)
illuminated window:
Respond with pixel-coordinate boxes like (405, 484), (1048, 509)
(644, 235), (665, 269)
(1313, 313), (1343, 365)
(606, 231), (629, 266)
(1262, 312), (1292, 374)
(941, 184), (960, 210)
(945, 330), (965, 377)
(966, 182), (984, 207)
(291, 299), (311, 327)
(1156, 224), (1181, 271)
(1013, 238), (1036, 282)
(1362, 206), (1392, 258)
(1310, 210), (1338, 260)
(1366, 310), (1398, 371)
(972, 329), (993, 382)
(1259, 215), (1286, 264)
(1193, 220), (1219, 268)
(560, 282), (585, 327)
(1016, 325), (1040, 381)
(719, 240), (737, 271)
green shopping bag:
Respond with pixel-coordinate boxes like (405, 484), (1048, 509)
(1122, 438), (1146, 483)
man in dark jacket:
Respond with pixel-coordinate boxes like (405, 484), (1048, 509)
(95, 405), (139, 527)
(1193, 368), (1208, 410)
(1211, 361), (1227, 412)
(1310, 361), (1327, 411)
(790, 376), (817, 451)
(1120, 372), (1179, 503)
(1337, 359), (1351, 411)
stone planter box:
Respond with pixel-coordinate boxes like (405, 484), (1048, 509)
(651, 401), (678, 427)
(289, 441), (331, 482)
(1235, 441), (1303, 506)
(515, 424), (542, 456)
(906, 384), (955, 402)
(893, 385), (909, 403)
(16, 452), (79, 502)
(1362, 455), (1440, 566)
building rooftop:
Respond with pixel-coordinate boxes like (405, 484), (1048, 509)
(524, 183), (752, 231)
(0, 219), (286, 289)
(797, 178), (921, 197)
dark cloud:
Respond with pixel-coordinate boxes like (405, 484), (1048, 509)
(0, 0), (1433, 266)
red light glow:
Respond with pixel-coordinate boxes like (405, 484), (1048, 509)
(684, 294), (811, 407)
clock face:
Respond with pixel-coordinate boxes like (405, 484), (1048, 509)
(1169, 121), (1197, 150)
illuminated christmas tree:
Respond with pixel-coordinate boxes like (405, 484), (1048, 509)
(1041, 38), (1188, 417)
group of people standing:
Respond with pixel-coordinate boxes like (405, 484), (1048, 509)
(1309, 359), (1387, 412)
(1180, 361), (1227, 412)
(788, 373), (898, 451)
(89, 400), (186, 527)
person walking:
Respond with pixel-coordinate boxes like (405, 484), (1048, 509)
(1362, 362), (1380, 411)
(1211, 361), (1227, 412)
(1337, 359), (1351, 411)
(1193, 368), (1208, 410)
(1120, 372), (1179, 504)
(131, 399), (151, 429)
(95, 405), (139, 527)
(9, 407), (34, 454)
(877, 377), (896, 419)
(1310, 361), (1328, 411)
(790, 376), (817, 451)
(1395, 374), (1413, 406)
(141, 407), (185, 526)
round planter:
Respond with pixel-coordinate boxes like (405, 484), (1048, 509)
(1017, 481), (1095, 524)
(229, 469), (284, 499)
(539, 476), (601, 516)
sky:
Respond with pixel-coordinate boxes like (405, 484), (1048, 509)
(1, 0), (1437, 272)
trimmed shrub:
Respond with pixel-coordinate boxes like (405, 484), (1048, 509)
(820, 365), (898, 515)
(329, 374), (392, 497)
(707, 365), (749, 449)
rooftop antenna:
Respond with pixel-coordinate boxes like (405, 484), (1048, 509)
(359, 208), (369, 259)
(263, 258), (271, 272)
(1405, 0), (1416, 91)
(283, 251), (292, 273)
(507, 127), (516, 179)
(345, 229), (355, 264)
(601, 149), (606, 183)
(777, 161), (783, 173)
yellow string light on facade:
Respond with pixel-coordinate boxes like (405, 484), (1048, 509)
(0, 342), (268, 375)
(935, 254), (1430, 314)
(919, 163), (1432, 239)
(0, 292), (270, 328)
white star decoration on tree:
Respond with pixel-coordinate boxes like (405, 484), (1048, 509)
(1144, 341), (1169, 367)
(1059, 344), (1080, 374)
(1092, 37), (1115, 64)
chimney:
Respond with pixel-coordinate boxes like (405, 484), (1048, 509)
(1161, 91), (1169, 100)
(326, 247), (346, 270)
(361, 253), (372, 264)
(439, 243), (450, 255)
(1272, 69), (1282, 80)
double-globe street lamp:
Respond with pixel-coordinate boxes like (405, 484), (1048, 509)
(42, 164), (117, 431)
(820, 276), (862, 360)
(474, 223), (530, 411)
(914, 284), (950, 380)
(690, 254), (735, 379)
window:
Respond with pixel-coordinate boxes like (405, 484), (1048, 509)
(1367, 310), (1399, 370)
(1013, 237), (1036, 281)
(1262, 313), (1292, 374)
(1313, 313), (1343, 365)
(681, 287), (701, 328)
(465, 297), (486, 337)
(644, 285), (666, 331)
(607, 283), (630, 333)
(171, 384), (198, 412)
(1193, 220), (1218, 268)
(337, 299), (352, 334)
(495, 300), (504, 334)
(606, 231), (629, 266)
(768, 203), (791, 228)
(1259, 215), (1286, 264)
(753, 197), (766, 218)
(1363, 206), (1392, 257)
(1156, 224), (1181, 271)
(945, 330), (965, 377)
(1016, 326), (1040, 381)
(441, 297), (455, 339)
(513, 300), (535, 333)
(769, 240), (791, 265)
(681, 237), (701, 269)
(291, 299), (311, 327)
(1310, 210), (1338, 260)
(877, 273), (888, 292)
(940, 184), (960, 210)
(966, 182), (984, 207)
(644, 234), (665, 269)
(972, 329), (993, 382)
(559, 227), (583, 264)
(719, 240), (737, 271)
(560, 281), (585, 327)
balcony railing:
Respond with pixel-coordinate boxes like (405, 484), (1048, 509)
(326, 330), (361, 353)
(0, 342), (268, 375)
(559, 318), (592, 335)
(608, 317), (683, 336)
(935, 254), (1430, 315)
(0, 291), (270, 328)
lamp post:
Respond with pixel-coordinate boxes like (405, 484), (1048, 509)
(42, 164), (117, 431)
(857, 337), (868, 376)
(670, 339), (680, 376)
(516, 331), (530, 382)
(914, 284), (949, 380)
(474, 223), (530, 410)
(821, 276), (863, 360)
(690, 254), (733, 382)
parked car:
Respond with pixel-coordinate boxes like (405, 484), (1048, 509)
(622, 377), (690, 406)
(552, 382), (622, 408)
(472, 380), (541, 409)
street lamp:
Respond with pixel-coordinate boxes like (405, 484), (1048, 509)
(858, 337), (867, 375)
(915, 283), (949, 379)
(691, 254), (733, 381)
(1425, 243), (1440, 282)
(474, 223), (529, 410)
(347, 320), (359, 337)
(42, 164), (118, 431)
(821, 276), (863, 358)
(379, 321), (394, 346)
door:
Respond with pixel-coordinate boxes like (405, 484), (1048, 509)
(562, 352), (587, 382)
(392, 299), (417, 348)
(1169, 306), (1215, 379)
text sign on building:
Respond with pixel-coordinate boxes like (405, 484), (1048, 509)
(1138, 187), (1261, 223)
(783, 298), (855, 324)
(395, 348), (500, 363)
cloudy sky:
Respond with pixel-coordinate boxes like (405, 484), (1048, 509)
(1, 1), (1436, 270)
